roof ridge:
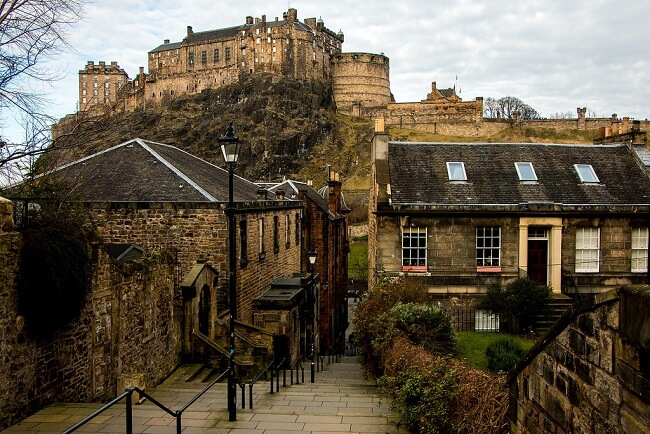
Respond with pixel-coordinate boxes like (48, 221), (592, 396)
(137, 140), (218, 202)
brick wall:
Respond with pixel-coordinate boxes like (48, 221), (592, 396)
(508, 286), (650, 433)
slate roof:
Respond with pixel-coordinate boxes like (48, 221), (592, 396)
(264, 179), (349, 219)
(48, 138), (267, 203)
(150, 41), (182, 53)
(387, 142), (650, 207)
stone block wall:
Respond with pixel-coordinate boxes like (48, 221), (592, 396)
(508, 286), (650, 433)
(0, 232), (180, 430)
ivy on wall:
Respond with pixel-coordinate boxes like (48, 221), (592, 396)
(17, 211), (95, 341)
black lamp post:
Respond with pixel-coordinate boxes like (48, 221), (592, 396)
(307, 247), (317, 383)
(219, 122), (241, 422)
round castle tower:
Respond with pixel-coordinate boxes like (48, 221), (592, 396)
(331, 52), (391, 117)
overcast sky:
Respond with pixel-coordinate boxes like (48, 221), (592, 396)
(9, 0), (650, 141)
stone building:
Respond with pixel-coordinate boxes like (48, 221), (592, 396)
(264, 168), (351, 354)
(369, 121), (650, 298)
(508, 285), (650, 433)
(1, 137), (350, 426)
(78, 61), (129, 111)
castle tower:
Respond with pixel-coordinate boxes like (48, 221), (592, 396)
(331, 53), (391, 117)
(78, 61), (129, 112)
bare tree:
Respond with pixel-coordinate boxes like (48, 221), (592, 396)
(483, 96), (540, 120)
(0, 0), (85, 184)
(548, 111), (576, 119)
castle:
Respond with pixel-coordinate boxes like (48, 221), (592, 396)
(76, 8), (648, 138)
(78, 9), (392, 117)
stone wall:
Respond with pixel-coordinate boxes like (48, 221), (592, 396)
(508, 286), (650, 433)
(0, 232), (181, 430)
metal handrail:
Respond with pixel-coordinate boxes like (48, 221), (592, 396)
(63, 368), (230, 434)
(247, 360), (276, 409)
(290, 358), (304, 385)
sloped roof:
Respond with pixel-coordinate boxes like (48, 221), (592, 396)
(387, 142), (650, 207)
(265, 179), (348, 219)
(48, 138), (265, 203)
(150, 41), (182, 53)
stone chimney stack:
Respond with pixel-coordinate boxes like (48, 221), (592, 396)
(262, 15), (266, 25)
(187, 26), (193, 36)
(372, 119), (390, 205)
(327, 170), (342, 215)
(257, 188), (268, 201)
(246, 16), (253, 25)
(164, 39), (170, 44)
(287, 8), (297, 23)
(275, 188), (285, 200)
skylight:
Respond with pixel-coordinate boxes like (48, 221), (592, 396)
(515, 162), (537, 181)
(446, 162), (467, 181)
(574, 164), (600, 183)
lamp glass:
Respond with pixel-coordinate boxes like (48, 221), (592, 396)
(307, 249), (317, 265)
(220, 141), (241, 164)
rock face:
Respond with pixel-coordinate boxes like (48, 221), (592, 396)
(52, 73), (336, 182)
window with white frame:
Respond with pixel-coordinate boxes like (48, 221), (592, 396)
(631, 227), (648, 273)
(402, 227), (427, 269)
(515, 162), (537, 181)
(476, 227), (501, 267)
(446, 162), (467, 181)
(575, 227), (600, 272)
(574, 164), (599, 183)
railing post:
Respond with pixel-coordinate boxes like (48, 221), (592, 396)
(276, 365), (280, 391)
(176, 412), (182, 434)
(301, 365), (304, 383)
(311, 359), (315, 383)
(240, 383), (245, 409)
(249, 384), (254, 409)
(270, 369), (274, 394)
(282, 367), (286, 387)
(125, 390), (133, 434)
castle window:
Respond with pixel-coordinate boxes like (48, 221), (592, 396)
(214, 49), (219, 62)
(105, 82), (109, 88)
(267, 37), (271, 43)
(272, 46), (276, 53)
(188, 52), (194, 65)
(82, 89), (86, 96)
(82, 97), (86, 103)
(241, 48), (246, 56)
(256, 38), (260, 44)
(256, 28), (260, 35)
(201, 50), (207, 64)
(267, 27), (271, 34)
(225, 48), (231, 61)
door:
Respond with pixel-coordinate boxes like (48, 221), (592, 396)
(527, 239), (548, 285)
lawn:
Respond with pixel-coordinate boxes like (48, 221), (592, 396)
(456, 332), (537, 370)
(348, 239), (368, 281)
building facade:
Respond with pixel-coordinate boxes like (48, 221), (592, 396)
(369, 122), (650, 297)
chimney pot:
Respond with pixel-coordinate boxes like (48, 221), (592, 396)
(164, 39), (170, 44)
(257, 188), (268, 200)
(187, 25), (193, 36)
(275, 188), (285, 200)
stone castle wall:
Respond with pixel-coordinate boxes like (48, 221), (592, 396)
(508, 286), (650, 433)
(331, 53), (392, 117)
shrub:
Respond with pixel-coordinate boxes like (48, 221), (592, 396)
(372, 302), (456, 359)
(480, 277), (552, 333)
(485, 338), (526, 372)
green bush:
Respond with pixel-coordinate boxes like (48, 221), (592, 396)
(480, 277), (552, 333)
(372, 302), (456, 358)
(380, 364), (458, 434)
(485, 338), (526, 372)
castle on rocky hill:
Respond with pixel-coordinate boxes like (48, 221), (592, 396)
(75, 8), (647, 138)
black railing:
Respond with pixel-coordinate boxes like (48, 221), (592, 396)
(63, 368), (229, 434)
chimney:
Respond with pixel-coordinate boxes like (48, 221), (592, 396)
(255, 18), (260, 24)
(275, 188), (285, 200)
(139, 66), (144, 75)
(307, 178), (313, 187)
(187, 26), (193, 36)
(327, 171), (342, 214)
(375, 117), (385, 132)
(164, 39), (170, 44)
(257, 188), (268, 200)
(622, 117), (630, 133)
(110, 61), (117, 68)
(287, 8), (297, 23)
(99, 61), (105, 68)
(246, 16), (253, 25)
(262, 15), (266, 25)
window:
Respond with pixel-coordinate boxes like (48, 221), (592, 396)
(574, 164), (599, 183)
(476, 227), (501, 267)
(188, 52), (194, 65)
(214, 49), (219, 62)
(273, 216), (279, 254)
(576, 227), (600, 272)
(225, 48), (231, 61)
(446, 162), (467, 181)
(258, 217), (265, 259)
(285, 215), (291, 249)
(631, 227), (648, 273)
(515, 162), (537, 181)
(240, 220), (248, 267)
(201, 50), (207, 64)
(402, 227), (427, 271)
(295, 213), (300, 244)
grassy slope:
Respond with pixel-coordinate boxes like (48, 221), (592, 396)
(456, 331), (536, 370)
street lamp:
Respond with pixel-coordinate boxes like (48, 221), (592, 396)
(219, 122), (241, 422)
(307, 247), (317, 383)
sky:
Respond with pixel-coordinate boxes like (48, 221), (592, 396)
(6, 0), (650, 142)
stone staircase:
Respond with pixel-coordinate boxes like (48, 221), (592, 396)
(535, 293), (574, 332)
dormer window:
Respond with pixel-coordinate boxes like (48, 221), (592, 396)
(574, 164), (599, 183)
(515, 162), (537, 181)
(446, 162), (467, 181)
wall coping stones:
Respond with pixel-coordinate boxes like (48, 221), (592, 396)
(619, 285), (650, 350)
